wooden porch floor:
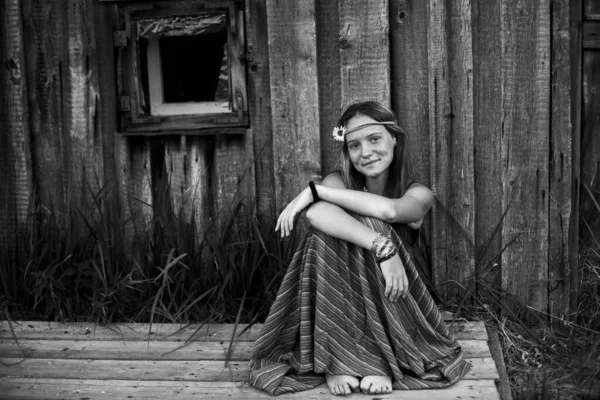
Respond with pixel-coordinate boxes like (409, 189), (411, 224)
(0, 313), (502, 399)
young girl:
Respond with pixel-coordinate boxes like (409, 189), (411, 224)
(249, 101), (470, 396)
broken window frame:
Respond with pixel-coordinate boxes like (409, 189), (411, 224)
(114, 0), (248, 135)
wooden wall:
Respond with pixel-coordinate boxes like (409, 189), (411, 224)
(0, 0), (584, 318)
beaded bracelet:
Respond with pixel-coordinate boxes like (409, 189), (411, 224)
(371, 233), (398, 263)
(377, 247), (397, 263)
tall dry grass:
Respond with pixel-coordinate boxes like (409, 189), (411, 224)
(0, 175), (295, 326)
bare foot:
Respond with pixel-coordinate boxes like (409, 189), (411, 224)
(360, 375), (393, 394)
(326, 374), (360, 396)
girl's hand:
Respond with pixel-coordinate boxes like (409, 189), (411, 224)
(379, 254), (408, 301)
(275, 187), (314, 237)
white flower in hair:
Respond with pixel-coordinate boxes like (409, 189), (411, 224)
(332, 126), (346, 142)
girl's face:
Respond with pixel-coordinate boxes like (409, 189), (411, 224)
(345, 114), (396, 180)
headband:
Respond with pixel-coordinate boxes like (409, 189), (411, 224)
(332, 121), (396, 142)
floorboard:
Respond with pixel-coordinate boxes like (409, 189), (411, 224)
(0, 317), (502, 399)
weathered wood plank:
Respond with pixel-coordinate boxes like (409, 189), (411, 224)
(0, 338), (490, 360)
(266, 0), (321, 213)
(549, 0), (574, 319)
(389, 0), (433, 281)
(0, 317), (488, 341)
(500, 0), (551, 316)
(569, 0), (582, 315)
(472, 0), (504, 289)
(583, 21), (600, 48)
(162, 135), (212, 243)
(585, 0), (600, 19)
(0, 0), (33, 228)
(244, 0), (275, 226)
(93, 0), (122, 254)
(115, 137), (154, 242)
(213, 133), (255, 227)
(486, 326), (513, 400)
(581, 51), (600, 250)
(21, 0), (68, 218)
(315, 0), (341, 176)
(65, 0), (104, 236)
(339, 0), (390, 106)
(0, 357), (499, 381)
(0, 378), (501, 400)
(390, 0), (430, 187)
(428, 0), (476, 300)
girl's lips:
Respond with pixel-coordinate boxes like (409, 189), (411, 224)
(362, 160), (379, 167)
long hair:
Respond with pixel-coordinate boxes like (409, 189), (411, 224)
(337, 101), (409, 199)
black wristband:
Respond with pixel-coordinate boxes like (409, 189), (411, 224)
(308, 181), (320, 203)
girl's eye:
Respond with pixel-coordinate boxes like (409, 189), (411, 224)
(348, 143), (360, 150)
(370, 136), (381, 143)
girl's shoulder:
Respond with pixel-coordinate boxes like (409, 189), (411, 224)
(322, 171), (346, 189)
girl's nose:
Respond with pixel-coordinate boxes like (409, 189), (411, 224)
(361, 144), (373, 158)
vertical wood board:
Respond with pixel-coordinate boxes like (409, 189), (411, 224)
(1, 0), (33, 227)
(244, 0), (275, 226)
(549, 0), (574, 318)
(472, 0), (504, 290)
(64, 0), (104, 237)
(315, 0), (342, 177)
(428, 0), (476, 299)
(500, 0), (551, 313)
(389, 0), (432, 281)
(390, 0), (430, 187)
(569, 0), (582, 314)
(580, 51), (600, 248)
(266, 0), (321, 213)
(22, 0), (68, 217)
(339, 0), (390, 107)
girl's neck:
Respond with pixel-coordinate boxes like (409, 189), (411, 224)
(364, 171), (388, 195)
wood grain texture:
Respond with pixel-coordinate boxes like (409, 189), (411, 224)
(115, 137), (154, 240)
(585, 0), (600, 18)
(266, 0), (321, 213)
(0, 379), (501, 400)
(0, 356), (499, 381)
(472, 0), (504, 290)
(0, 319), (500, 399)
(21, 0), (68, 218)
(0, 0), (33, 229)
(569, 0), (582, 315)
(583, 21), (600, 48)
(0, 339), (491, 360)
(581, 51), (600, 250)
(500, 0), (551, 315)
(0, 312), (482, 341)
(64, 0), (103, 237)
(244, 0), (275, 226)
(339, 0), (390, 107)
(315, 0), (342, 176)
(428, 0), (476, 300)
(549, 0), (573, 319)
(390, 0), (430, 187)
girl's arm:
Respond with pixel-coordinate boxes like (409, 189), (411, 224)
(314, 174), (434, 224)
(275, 173), (434, 237)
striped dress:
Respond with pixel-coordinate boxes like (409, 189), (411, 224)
(249, 215), (470, 395)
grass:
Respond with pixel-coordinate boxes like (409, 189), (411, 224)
(0, 175), (296, 326)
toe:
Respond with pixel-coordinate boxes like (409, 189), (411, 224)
(342, 384), (350, 395)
